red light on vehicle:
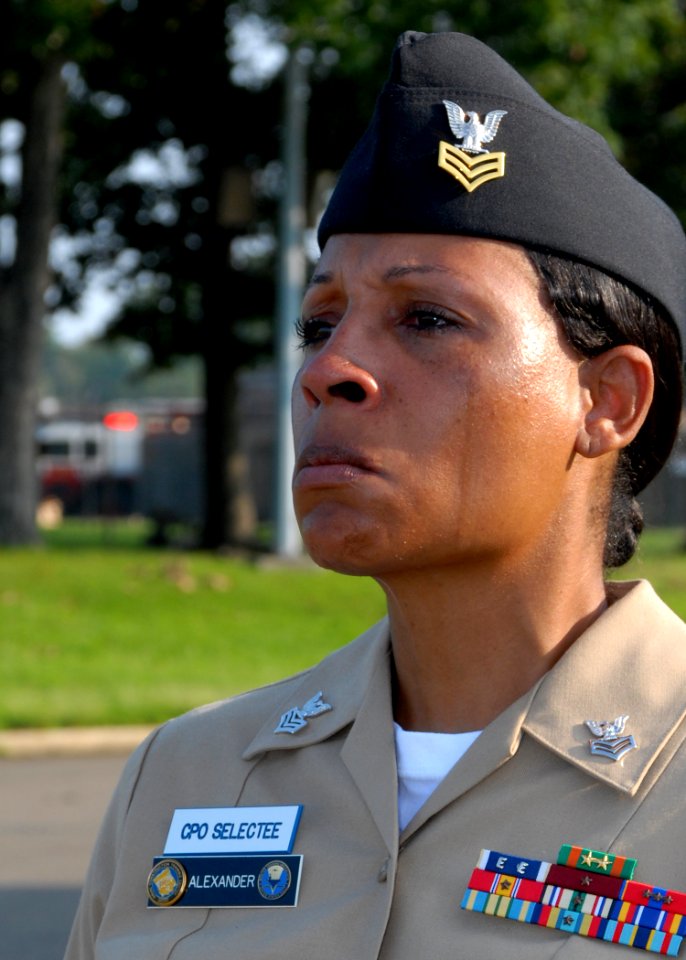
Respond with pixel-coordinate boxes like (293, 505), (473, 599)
(103, 411), (139, 432)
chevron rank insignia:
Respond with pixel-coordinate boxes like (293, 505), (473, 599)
(274, 691), (332, 735)
(438, 100), (507, 192)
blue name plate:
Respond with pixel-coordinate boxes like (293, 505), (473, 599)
(147, 855), (303, 908)
(164, 805), (303, 855)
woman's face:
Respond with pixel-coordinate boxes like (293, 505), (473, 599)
(291, 233), (588, 577)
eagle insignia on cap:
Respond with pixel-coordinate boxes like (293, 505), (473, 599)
(443, 101), (507, 154)
(438, 100), (507, 193)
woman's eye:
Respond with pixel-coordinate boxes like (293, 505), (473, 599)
(295, 316), (335, 347)
(405, 308), (460, 333)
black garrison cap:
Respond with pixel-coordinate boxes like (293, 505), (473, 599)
(318, 31), (686, 348)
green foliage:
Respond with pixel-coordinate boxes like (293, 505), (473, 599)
(41, 336), (203, 405)
(1, 0), (108, 111)
(516, 0), (686, 215)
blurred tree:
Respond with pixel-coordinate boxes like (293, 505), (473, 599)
(1, 0), (280, 546)
(0, 0), (106, 542)
(40, 336), (202, 407)
(59, 0), (281, 547)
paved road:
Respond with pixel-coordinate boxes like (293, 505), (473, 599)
(1, 755), (129, 960)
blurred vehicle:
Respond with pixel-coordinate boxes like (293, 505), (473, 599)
(36, 400), (204, 523)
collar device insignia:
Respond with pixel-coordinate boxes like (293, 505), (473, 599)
(275, 691), (333, 735)
(586, 716), (638, 762)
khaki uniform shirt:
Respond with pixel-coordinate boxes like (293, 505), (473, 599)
(65, 580), (686, 959)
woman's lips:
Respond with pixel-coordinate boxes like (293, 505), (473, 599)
(293, 444), (379, 488)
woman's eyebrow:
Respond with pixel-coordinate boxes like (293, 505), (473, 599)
(307, 264), (451, 288)
(382, 264), (451, 280)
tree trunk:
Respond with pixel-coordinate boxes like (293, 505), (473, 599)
(0, 56), (65, 543)
(202, 344), (257, 550)
(199, 212), (258, 550)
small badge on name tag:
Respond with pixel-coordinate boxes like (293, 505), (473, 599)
(148, 859), (188, 906)
(146, 855), (303, 908)
(164, 805), (302, 855)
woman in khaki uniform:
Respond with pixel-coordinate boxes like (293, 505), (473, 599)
(66, 31), (686, 960)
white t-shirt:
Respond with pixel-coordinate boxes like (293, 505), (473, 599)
(394, 722), (481, 831)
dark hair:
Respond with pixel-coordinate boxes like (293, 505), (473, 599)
(526, 250), (683, 569)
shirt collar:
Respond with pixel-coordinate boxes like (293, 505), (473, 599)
(242, 617), (391, 760)
(243, 580), (686, 799)
(523, 579), (686, 795)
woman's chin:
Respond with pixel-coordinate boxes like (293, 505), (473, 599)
(299, 519), (387, 576)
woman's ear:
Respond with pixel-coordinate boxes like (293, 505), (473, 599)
(574, 345), (654, 459)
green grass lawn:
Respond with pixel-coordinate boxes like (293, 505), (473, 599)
(1, 520), (684, 729)
(0, 520), (386, 729)
(614, 525), (686, 617)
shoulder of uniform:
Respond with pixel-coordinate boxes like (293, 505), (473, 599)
(138, 617), (389, 763)
(145, 669), (315, 761)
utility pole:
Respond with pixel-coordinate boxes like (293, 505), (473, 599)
(274, 47), (309, 556)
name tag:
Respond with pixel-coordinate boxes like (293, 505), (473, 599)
(164, 805), (302, 855)
(147, 855), (302, 908)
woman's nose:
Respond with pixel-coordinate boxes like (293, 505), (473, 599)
(296, 338), (382, 410)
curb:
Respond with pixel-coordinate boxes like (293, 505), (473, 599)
(0, 725), (155, 759)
